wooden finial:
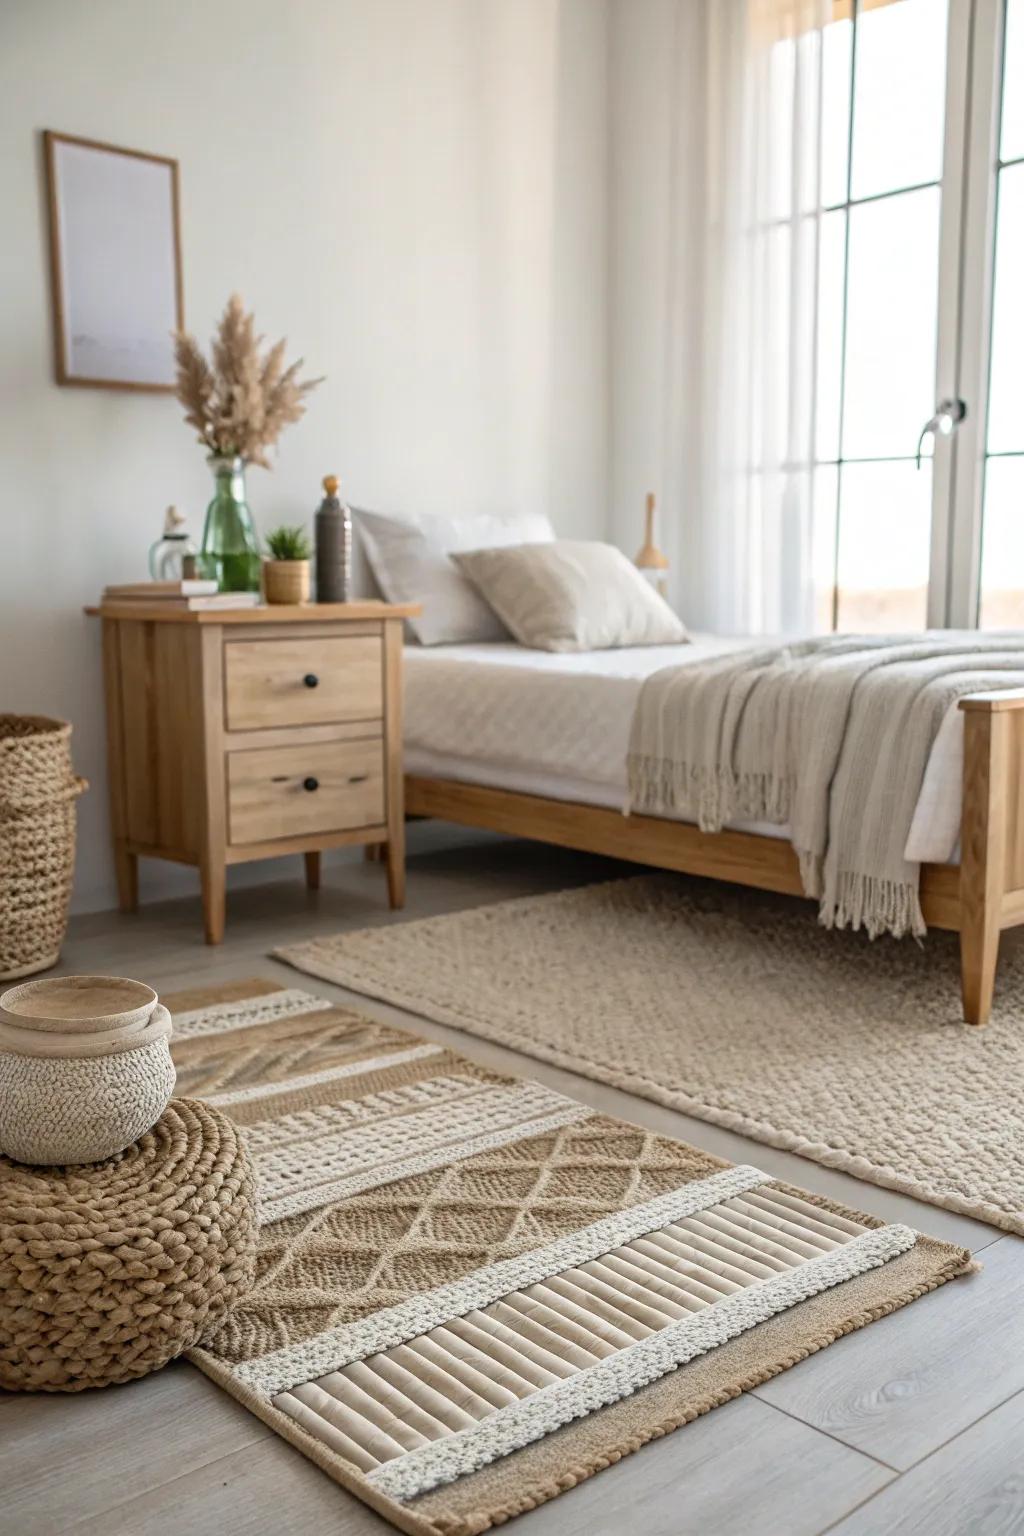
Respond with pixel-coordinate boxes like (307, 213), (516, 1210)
(322, 474), (339, 496)
(635, 491), (669, 571)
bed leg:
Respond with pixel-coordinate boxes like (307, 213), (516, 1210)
(959, 705), (1010, 1026)
(960, 923), (999, 1027)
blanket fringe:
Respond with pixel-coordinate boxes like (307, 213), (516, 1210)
(627, 759), (927, 942)
(625, 756), (791, 832)
(819, 870), (927, 941)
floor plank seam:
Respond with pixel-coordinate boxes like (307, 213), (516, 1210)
(815, 1472), (909, 1536)
(749, 1395), (902, 1476)
(883, 1378), (1024, 1478)
(960, 1231), (1007, 1255)
(813, 1383), (1024, 1534)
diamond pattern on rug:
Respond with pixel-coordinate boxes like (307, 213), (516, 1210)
(205, 1117), (725, 1366)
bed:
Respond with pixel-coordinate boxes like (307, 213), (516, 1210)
(401, 639), (1024, 1027)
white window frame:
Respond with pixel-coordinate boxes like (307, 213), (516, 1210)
(932, 0), (1006, 627)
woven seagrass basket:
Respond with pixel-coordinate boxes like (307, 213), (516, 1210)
(0, 716), (87, 981)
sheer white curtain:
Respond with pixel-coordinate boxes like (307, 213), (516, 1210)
(668, 0), (829, 634)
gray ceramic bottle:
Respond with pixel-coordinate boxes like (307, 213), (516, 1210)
(314, 475), (352, 603)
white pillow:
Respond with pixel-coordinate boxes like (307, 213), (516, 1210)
(452, 540), (688, 652)
(353, 507), (556, 645)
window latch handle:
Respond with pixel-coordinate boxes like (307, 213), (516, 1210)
(916, 398), (967, 469)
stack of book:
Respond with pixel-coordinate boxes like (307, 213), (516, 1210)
(102, 581), (262, 611)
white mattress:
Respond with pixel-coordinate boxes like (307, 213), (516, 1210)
(404, 640), (964, 865)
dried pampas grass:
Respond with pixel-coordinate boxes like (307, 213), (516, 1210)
(173, 295), (322, 468)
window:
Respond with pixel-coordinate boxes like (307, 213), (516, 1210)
(811, 0), (1021, 632)
(814, 0), (950, 630)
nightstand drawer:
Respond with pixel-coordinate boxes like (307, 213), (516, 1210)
(227, 736), (385, 845)
(224, 636), (382, 731)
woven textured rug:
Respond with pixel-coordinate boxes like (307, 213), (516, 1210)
(170, 978), (971, 1535)
(275, 874), (1024, 1237)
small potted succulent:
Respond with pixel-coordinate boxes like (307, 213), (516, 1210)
(264, 524), (313, 604)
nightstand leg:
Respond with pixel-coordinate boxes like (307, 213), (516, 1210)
(385, 833), (405, 909)
(114, 845), (138, 913)
(364, 842), (384, 863)
(382, 616), (406, 909)
(201, 862), (226, 945)
(304, 850), (321, 890)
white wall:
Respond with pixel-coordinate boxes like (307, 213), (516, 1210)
(0, 0), (609, 913)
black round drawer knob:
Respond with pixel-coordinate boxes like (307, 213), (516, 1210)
(303, 776), (319, 792)
(303, 673), (319, 688)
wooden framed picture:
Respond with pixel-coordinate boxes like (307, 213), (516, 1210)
(43, 130), (183, 391)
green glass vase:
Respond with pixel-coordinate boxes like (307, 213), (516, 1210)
(199, 456), (261, 592)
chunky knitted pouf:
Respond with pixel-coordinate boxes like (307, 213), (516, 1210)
(0, 1099), (257, 1391)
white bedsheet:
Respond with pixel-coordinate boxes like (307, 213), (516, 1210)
(404, 640), (963, 864)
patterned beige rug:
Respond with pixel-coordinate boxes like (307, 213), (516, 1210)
(275, 874), (1024, 1236)
(170, 979), (969, 1536)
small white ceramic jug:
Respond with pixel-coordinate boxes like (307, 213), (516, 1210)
(0, 975), (176, 1165)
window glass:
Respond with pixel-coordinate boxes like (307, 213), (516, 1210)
(850, 0), (948, 200)
(1000, 0), (1024, 162)
(841, 186), (941, 459)
(979, 458), (1024, 627)
(835, 460), (932, 631)
(821, 18), (853, 207)
(815, 208), (847, 462)
(812, 463), (840, 630)
(986, 162), (1024, 454)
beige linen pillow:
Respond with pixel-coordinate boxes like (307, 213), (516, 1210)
(451, 540), (688, 652)
(353, 507), (556, 645)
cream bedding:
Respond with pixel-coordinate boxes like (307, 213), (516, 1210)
(403, 640), (964, 864)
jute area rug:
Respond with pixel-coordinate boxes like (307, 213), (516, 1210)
(168, 978), (971, 1535)
(275, 873), (1024, 1237)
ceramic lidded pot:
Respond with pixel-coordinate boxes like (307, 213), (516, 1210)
(0, 975), (176, 1165)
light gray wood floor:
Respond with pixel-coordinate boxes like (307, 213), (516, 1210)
(4, 825), (1022, 1536)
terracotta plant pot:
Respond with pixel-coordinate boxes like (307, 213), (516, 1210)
(264, 559), (311, 605)
(0, 974), (176, 1165)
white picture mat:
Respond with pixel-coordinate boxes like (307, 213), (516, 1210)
(50, 137), (180, 386)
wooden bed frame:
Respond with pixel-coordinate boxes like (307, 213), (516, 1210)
(405, 690), (1024, 1027)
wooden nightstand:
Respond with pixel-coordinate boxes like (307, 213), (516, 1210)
(91, 601), (419, 942)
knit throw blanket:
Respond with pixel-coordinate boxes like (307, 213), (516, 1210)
(626, 633), (1024, 939)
